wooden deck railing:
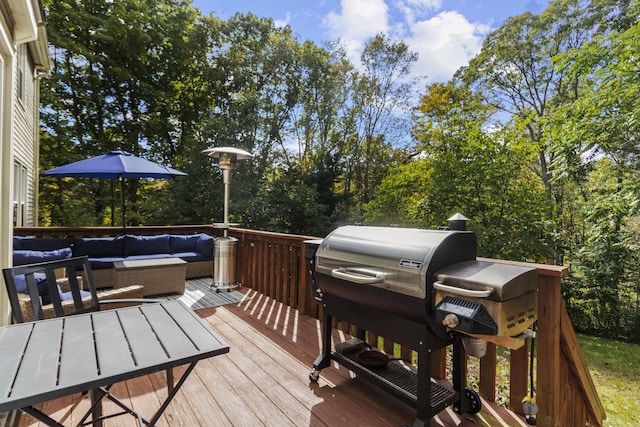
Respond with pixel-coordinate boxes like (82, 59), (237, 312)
(13, 225), (605, 426)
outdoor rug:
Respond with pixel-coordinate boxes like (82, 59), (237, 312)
(158, 277), (252, 310)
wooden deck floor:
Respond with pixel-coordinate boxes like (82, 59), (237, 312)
(15, 289), (529, 427)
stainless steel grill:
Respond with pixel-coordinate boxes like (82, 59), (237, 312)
(306, 221), (537, 426)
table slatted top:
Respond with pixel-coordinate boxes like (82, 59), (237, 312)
(0, 301), (228, 413)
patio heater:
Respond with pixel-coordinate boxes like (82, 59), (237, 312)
(202, 146), (253, 292)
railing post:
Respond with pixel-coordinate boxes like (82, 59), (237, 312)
(536, 273), (563, 426)
(479, 342), (496, 402)
(509, 339), (529, 416)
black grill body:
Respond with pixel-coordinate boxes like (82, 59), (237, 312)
(306, 225), (538, 425)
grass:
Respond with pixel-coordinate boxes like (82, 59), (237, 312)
(577, 334), (640, 427)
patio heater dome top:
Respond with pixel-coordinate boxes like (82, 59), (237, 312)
(202, 147), (253, 168)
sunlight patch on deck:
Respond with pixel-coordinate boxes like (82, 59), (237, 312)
(158, 277), (252, 310)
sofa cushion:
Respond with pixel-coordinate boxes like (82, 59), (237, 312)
(172, 252), (208, 262)
(13, 273), (48, 296)
(169, 234), (201, 253)
(13, 248), (73, 266)
(74, 236), (124, 258)
(195, 235), (215, 259)
(125, 253), (173, 261)
(124, 234), (170, 257)
(12, 273), (88, 305)
(59, 289), (91, 301)
(88, 257), (125, 270)
(13, 237), (70, 251)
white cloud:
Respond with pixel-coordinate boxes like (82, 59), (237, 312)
(322, 0), (488, 83)
(406, 11), (488, 81)
(324, 0), (390, 55)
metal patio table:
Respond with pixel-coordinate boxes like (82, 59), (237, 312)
(0, 300), (229, 426)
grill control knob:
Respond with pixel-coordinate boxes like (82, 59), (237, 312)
(442, 313), (459, 329)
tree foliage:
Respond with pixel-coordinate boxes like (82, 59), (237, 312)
(365, 82), (549, 260)
(550, 5), (640, 340)
(40, 0), (205, 226)
(38, 0), (640, 340)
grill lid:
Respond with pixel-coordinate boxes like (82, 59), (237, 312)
(314, 226), (477, 299)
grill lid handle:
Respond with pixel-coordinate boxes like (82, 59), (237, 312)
(331, 268), (385, 284)
(433, 281), (492, 298)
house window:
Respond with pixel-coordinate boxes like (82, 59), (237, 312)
(13, 162), (27, 226)
(17, 43), (25, 102)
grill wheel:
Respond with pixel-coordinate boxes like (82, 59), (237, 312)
(453, 387), (482, 414)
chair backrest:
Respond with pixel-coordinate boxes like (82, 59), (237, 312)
(2, 256), (100, 323)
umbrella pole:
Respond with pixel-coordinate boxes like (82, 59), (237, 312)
(120, 176), (126, 230)
(110, 181), (115, 227)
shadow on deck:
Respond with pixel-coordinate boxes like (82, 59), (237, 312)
(14, 287), (529, 427)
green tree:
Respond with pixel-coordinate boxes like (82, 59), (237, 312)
(342, 34), (418, 220)
(550, 6), (640, 340)
(365, 82), (549, 260)
(455, 0), (622, 263)
(40, 0), (204, 227)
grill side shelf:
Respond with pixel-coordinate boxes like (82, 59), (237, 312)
(331, 351), (459, 414)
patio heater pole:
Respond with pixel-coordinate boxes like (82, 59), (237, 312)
(220, 155), (231, 238)
(202, 146), (253, 292)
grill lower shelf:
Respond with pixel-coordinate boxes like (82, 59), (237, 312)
(332, 350), (459, 413)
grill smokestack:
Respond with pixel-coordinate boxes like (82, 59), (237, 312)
(448, 213), (470, 231)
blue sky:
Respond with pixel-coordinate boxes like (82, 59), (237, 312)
(191, 0), (550, 83)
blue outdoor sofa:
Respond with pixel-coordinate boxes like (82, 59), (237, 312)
(13, 233), (214, 288)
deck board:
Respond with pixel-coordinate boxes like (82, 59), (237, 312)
(14, 288), (528, 427)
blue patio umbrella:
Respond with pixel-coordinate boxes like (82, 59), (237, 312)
(42, 150), (187, 228)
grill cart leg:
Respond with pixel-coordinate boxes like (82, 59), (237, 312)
(452, 335), (482, 415)
(452, 335), (467, 413)
(413, 347), (434, 427)
(310, 311), (333, 382)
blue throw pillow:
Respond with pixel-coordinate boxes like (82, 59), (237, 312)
(12, 248), (72, 266)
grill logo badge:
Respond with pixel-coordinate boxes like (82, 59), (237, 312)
(399, 259), (422, 269)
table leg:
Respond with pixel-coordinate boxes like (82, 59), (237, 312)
(149, 362), (198, 426)
(19, 407), (64, 427)
(166, 368), (174, 393)
(90, 389), (103, 427)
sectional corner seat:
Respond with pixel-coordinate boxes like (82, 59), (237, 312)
(13, 233), (214, 289)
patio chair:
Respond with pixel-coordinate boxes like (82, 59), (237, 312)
(2, 256), (177, 425)
(2, 255), (146, 323)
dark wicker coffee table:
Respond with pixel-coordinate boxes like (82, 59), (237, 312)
(113, 257), (187, 296)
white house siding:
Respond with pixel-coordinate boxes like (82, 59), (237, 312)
(0, 0), (49, 325)
(13, 46), (38, 227)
